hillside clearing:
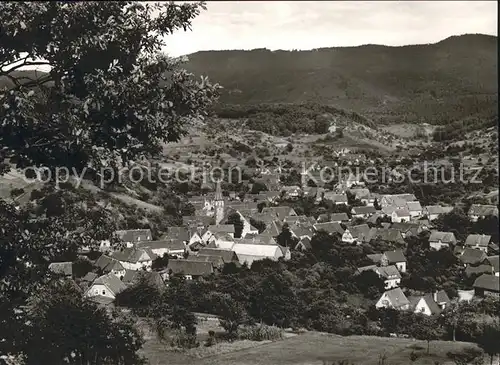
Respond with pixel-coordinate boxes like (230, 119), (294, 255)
(141, 331), (482, 365)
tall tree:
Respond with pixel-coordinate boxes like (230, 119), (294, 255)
(411, 315), (444, 354)
(226, 212), (244, 238)
(114, 272), (162, 316)
(0, 2), (219, 173)
(441, 300), (465, 341)
(276, 222), (294, 247)
(24, 280), (146, 365)
(476, 321), (500, 365)
(0, 1), (217, 361)
(151, 273), (198, 347)
(0, 188), (117, 360)
(209, 292), (249, 339)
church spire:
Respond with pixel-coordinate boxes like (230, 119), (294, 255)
(214, 180), (224, 225)
(215, 180), (223, 201)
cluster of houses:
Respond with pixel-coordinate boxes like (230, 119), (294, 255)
(48, 174), (499, 312)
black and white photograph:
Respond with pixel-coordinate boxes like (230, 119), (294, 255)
(0, 1), (498, 364)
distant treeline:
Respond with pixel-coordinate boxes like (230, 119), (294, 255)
(213, 102), (375, 136)
(433, 115), (497, 141)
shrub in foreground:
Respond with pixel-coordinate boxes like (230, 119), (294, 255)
(238, 324), (284, 341)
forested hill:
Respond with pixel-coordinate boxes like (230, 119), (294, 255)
(184, 34), (498, 125)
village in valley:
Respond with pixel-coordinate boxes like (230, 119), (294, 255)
(0, 2), (499, 365)
(41, 116), (499, 364)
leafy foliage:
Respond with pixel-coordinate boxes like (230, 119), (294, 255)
(476, 320), (500, 365)
(0, 1), (216, 361)
(225, 212), (243, 238)
(0, 2), (219, 172)
(114, 273), (162, 316)
(213, 103), (372, 137)
(24, 280), (146, 365)
(208, 292), (249, 338)
(447, 347), (484, 365)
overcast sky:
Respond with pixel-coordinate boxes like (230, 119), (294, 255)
(163, 1), (498, 57)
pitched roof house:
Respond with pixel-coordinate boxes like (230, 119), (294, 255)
(464, 234), (491, 253)
(313, 222), (345, 236)
(349, 188), (371, 200)
(423, 205), (453, 221)
(391, 209), (411, 223)
(428, 231), (457, 250)
(231, 243), (286, 266)
(295, 237), (312, 251)
(164, 259), (214, 280)
(375, 265), (402, 289)
(351, 206), (377, 218)
(289, 225), (314, 240)
(342, 224), (371, 244)
(197, 248), (240, 264)
(110, 248), (155, 271)
(261, 220), (284, 237)
(188, 254), (225, 269)
(468, 204), (499, 222)
(262, 206), (297, 221)
(281, 185), (302, 199)
(258, 190), (281, 204)
(459, 248), (488, 266)
(367, 249), (407, 273)
(358, 264), (402, 290)
(349, 188), (375, 205)
(409, 290), (451, 316)
(115, 229), (152, 247)
(406, 201), (423, 218)
(465, 264), (494, 277)
(164, 226), (190, 242)
(48, 262), (73, 277)
(375, 288), (410, 310)
(137, 239), (186, 258)
(85, 273), (127, 300)
(487, 255), (499, 276)
(95, 254), (126, 279)
(379, 194), (417, 208)
(323, 192), (348, 205)
(182, 215), (213, 228)
(202, 225), (236, 242)
(206, 232), (235, 250)
(371, 228), (405, 245)
(238, 234), (277, 246)
(473, 274), (500, 297)
(328, 213), (350, 223)
(284, 215), (316, 226)
(122, 270), (165, 290)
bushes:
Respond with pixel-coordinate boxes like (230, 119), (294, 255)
(114, 274), (161, 316)
(10, 188), (25, 197)
(238, 324), (283, 341)
(447, 347), (484, 365)
(157, 327), (200, 349)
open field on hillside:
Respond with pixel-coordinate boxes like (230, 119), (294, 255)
(141, 330), (483, 365)
(380, 124), (430, 139)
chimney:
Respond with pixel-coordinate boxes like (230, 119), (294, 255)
(433, 291), (438, 303)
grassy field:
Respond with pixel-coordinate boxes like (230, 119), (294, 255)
(140, 329), (482, 365)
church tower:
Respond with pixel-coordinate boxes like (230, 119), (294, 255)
(301, 163), (308, 190)
(214, 180), (224, 225)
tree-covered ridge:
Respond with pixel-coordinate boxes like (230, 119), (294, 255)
(213, 102), (375, 136)
(184, 34), (497, 125)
